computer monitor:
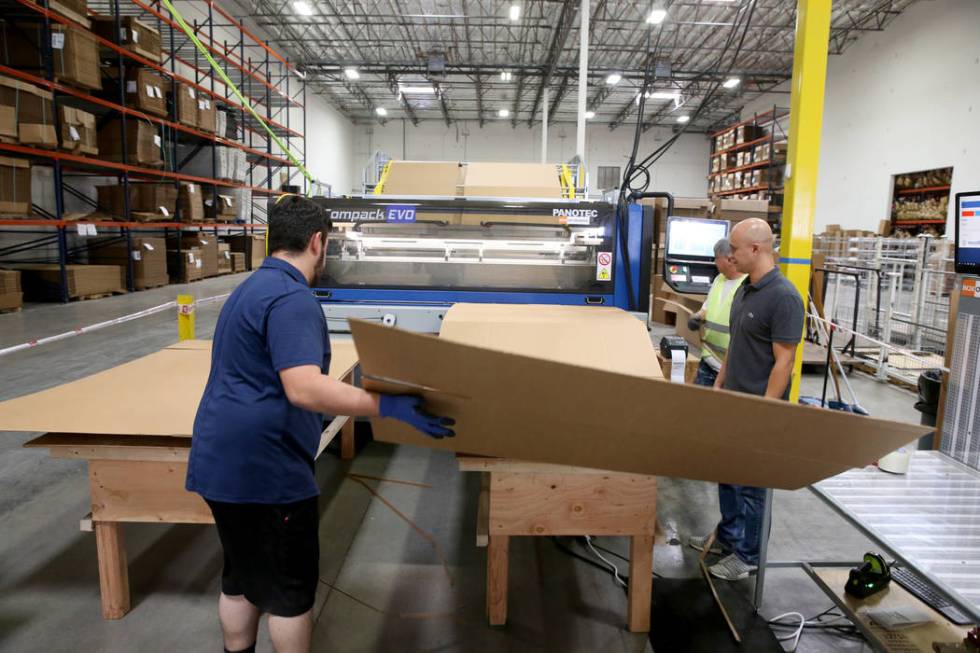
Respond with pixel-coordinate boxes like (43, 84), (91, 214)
(955, 191), (980, 275)
(665, 217), (730, 260)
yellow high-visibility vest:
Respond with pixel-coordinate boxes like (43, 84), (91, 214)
(701, 274), (747, 363)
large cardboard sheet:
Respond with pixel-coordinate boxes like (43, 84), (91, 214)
(462, 162), (562, 198)
(381, 160), (462, 196)
(353, 305), (929, 490)
(0, 340), (358, 437)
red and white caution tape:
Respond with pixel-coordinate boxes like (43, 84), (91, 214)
(0, 292), (230, 358)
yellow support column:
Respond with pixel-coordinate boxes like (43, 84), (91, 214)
(780, 0), (832, 402)
(177, 294), (196, 341)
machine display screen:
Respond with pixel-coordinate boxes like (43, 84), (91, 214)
(956, 191), (980, 274)
(666, 217), (730, 259)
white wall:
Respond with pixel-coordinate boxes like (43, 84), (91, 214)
(742, 0), (980, 232)
(353, 120), (710, 197)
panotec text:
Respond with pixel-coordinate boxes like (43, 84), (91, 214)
(552, 208), (599, 218)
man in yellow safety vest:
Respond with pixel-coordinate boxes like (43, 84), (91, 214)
(687, 238), (746, 388)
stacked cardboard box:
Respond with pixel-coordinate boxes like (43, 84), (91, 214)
(96, 183), (178, 221)
(168, 247), (204, 283)
(179, 183), (205, 222)
(98, 118), (164, 167)
(88, 237), (168, 289)
(175, 83), (198, 128)
(92, 16), (162, 62)
(197, 96), (217, 133)
(14, 264), (125, 301)
(1, 22), (101, 90)
(31, 0), (90, 25)
(0, 75), (57, 148)
(712, 198), (769, 223)
(0, 157), (31, 216)
(59, 106), (98, 155)
(226, 234), (266, 269)
(170, 234), (218, 278)
(217, 242), (233, 274)
(106, 67), (167, 117)
(0, 269), (22, 312)
(206, 193), (236, 221)
(230, 251), (245, 273)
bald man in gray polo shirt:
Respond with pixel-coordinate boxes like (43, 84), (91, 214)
(687, 218), (805, 581)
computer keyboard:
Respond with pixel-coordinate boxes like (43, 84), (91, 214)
(890, 566), (975, 625)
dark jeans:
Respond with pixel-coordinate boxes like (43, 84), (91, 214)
(693, 359), (768, 566)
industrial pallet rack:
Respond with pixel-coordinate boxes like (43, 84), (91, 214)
(707, 106), (789, 224)
(0, 0), (315, 302)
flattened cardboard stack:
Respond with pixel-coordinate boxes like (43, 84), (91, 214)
(168, 247), (203, 283)
(1, 22), (101, 90)
(59, 106), (98, 155)
(196, 96), (217, 133)
(230, 251), (245, 273)
(713, 198), (770, 222)
(226, 234), (266, 269)
(170, 234), (218, 278)
(175, 83), (198, 128)
(98, 118), (163, 167)
(206, 193), (236, 221)
(0, 75), (57, 148)
(177, 145), (244, 180)
(0, 157), (31, 216)
(92, 16), (162, 62)
(353, 304), (930, 490)
(462, 162), (562, 198)
(179, 183), (204, 222)
(0, 269), (22, 311)
(111, 67), (167, 116)
(381, 160), (462, 195)
(96, 182), (177, 221)
(31, 0), (90, 26)
(14, 264), (125, 301)
(89, 236), (167, 290)
(217, 242), (232, 274)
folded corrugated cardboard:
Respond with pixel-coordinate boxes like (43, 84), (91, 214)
(0, 156), (31, 215)
(352, 303), (928, 490)
(176, 83), (198, 128)
(92, 16), (162, 62)
(205, 193), (236, 220)
(89, 237), (167, 289)
(0, 75), (57, 147)
(0, 269), (21, 293)
(98, 119), (163, 167)
(13, 264), (124, 300)
(120, 67), (167, 117)
(226, 234), (266, 268)
(0, 340), (359, 437)
(96, 183), (177, 219)
(172, 235), (218, 278)
(381, 161), (462, 195)
(1, 23), (100, 90)
(462, 162), (562, 198)
(230, 251), (245, 273)
(0, 289), (21, 311)
(59, 106), (98, 155)
(196, 96), (216, 133)
(713, 198), (769, 220)
(179, 183), (204, 222)
(218, 243), (233, 273)
(30, 0), (90, 26)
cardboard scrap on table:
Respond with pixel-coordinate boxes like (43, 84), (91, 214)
(352, 304), (929, 491)
(0, 340), (359, 438)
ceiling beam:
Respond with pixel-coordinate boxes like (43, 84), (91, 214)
(387, 72), (419, 126)
(526, 0), (578, 127)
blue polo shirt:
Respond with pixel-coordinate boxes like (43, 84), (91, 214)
(186, 257), (331, 504)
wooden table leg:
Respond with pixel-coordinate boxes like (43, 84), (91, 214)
(94, 521), (130, 619)
(487, 535), (509, 626)
(628, 534), (654, 633)
(340, 416), (355, 460)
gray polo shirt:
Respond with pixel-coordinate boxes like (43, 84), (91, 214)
(723, 267), (804, 400)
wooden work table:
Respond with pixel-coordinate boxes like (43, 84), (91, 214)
(4, 340), (359, 620)
(457, 455), (658, 633)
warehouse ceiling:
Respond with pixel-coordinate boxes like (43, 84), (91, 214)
(243, 0), (920, 132)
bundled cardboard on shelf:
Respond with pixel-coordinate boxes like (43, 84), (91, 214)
(1, 22), (101, 90)
(29, 0), (89, 26)
(217, 106), (239, 139)
(175, 83), (198, 128)
(230, 251), (245, 273)
(98, 118), (164, 168)
(108, 67), (167, 117)
(226, 234), (266, 269)
(176, 144), (244, 180)
(59, 106), (98, 155)
(735, 123), (767, 145)
(12, 264), (125, 301)
(92, 16), (162, 62)
(0, 156), (31, 216)
(179, 183), (205, 222)
(88, 236), (167, 290)
(712, 198), (769, 222)
(206, 193), (236, 221)
(168, 247), (204, 283)
(0, 269), (22, 311)
(217, 243), (233, 274)
(97, 183), (178, 221)
(170, 234), (218, 278)
(196, 96), (217, 133)
(0, 76), (57, 147)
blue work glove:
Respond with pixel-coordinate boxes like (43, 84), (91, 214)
(379, 395), (455, 439)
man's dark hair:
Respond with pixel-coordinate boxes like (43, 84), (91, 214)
(267, 195), (332, 254)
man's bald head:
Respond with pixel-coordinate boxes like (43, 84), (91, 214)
(729, 218), (776, 278)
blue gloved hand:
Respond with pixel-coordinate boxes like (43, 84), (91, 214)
(379, 395), (456, 439)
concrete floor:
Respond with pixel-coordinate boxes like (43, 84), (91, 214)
(0, 280), (928, 652)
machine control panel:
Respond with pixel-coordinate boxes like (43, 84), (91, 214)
(663, 216), (731, 294)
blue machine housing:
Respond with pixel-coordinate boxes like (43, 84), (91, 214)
(311, 197), (653, 319)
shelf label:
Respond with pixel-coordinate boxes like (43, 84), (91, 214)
(127, 80), (137, 93)
(153, 134), (162, 147)
(143, 242), (155, 251)
(51, 33), (64, 49)
(159, 206), (169, 217)
(188, 88), (196, 99)
(132, 250), (142, 261)
(68, 125), (80, 141)
(131, 28), (139, 43)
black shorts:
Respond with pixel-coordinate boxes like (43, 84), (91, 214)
(206, 496), (319, 617)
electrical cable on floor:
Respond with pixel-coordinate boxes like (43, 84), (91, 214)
(584, 536), (627, 588)
(767, 606), (865, 651)
(767, 611), (805, 652)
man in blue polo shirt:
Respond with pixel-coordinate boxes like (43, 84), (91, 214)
(186, 195), (453, 653)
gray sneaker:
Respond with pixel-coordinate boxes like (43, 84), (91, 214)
(709, 553), (757, 580)
(688, 533), (726, 555)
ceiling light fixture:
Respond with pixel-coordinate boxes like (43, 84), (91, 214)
(723, 77), (741, 89)
(498, 108), (510, 118)
(344, 67), (360, 80)
(585, 110), (596, 119)
(646, 2), (667, 24)
(677, 115), (690, 123)
(509, 3), (520, 20)
(500, 71), (513, 82)
(605, 72), (622, 85)
(398, 84), (437, 94)
(292, 0), (313, 15)
(375, 107), (387, 116)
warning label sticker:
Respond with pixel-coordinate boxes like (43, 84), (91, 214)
(596, 251), (612, 281)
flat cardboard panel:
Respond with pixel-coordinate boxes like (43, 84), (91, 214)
(60, 106), (98, 155)
(462, 162), (562, 198)
(176, 84), (198, 128)
(381, 160), (462, 195)
(13, 264), (124, 299)
(0, 340), (359, 437)
(98, 119), (163, 167)
(351, 305), (929, 490)
(179, 183), (204, 222)
(0, 156), (31, 215)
